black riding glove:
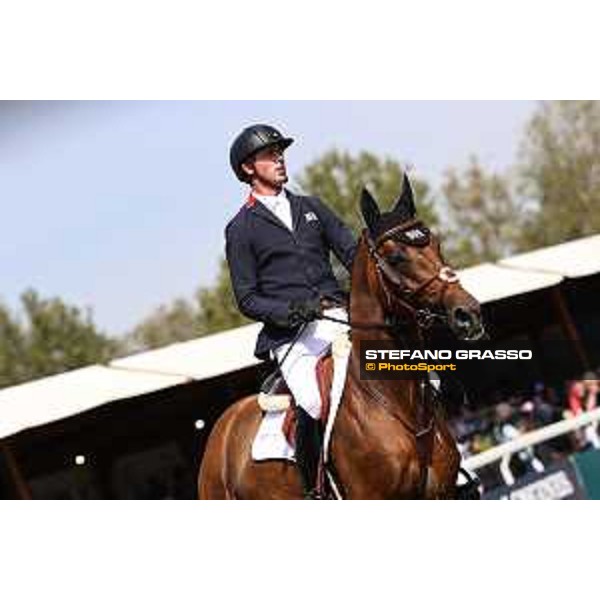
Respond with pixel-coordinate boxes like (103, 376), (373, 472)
(287, 298), (322, 327)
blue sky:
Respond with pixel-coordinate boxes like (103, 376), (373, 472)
(0, 101), (535, 335)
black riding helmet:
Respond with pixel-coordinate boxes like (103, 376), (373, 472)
(229, 124), (294, 182)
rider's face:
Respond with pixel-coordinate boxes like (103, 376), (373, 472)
(243, 145), (288, 188)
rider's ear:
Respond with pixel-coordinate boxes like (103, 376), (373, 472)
(360, 187), (381, 233)
(241, 160), (255, 179)
(392, 173), (417, 219)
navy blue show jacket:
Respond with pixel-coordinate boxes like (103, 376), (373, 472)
(225, 189), (357, 360)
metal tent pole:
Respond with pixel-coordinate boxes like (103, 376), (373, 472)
(550, 286), (590, 373)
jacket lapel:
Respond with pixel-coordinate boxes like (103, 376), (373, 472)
(247, 189), (299, 233)
(286, 189), (303, 231)
(245, 194), (285, 232)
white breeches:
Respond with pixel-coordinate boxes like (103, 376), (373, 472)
(272, 307), (350, 419)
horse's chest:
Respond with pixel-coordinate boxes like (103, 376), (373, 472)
(332, 406), (426, 498)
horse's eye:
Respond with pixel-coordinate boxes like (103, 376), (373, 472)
(386, 251), (407, 266)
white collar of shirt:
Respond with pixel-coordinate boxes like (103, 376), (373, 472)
(253, 188), (287, 208)
(253, 189), (293, 230)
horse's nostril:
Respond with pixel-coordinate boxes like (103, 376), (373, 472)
(450, 306), (486, 340)
(453, 307), (474, 327)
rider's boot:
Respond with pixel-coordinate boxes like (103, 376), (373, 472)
(295, 406), (324, 499)
(455, 467), (481, 500)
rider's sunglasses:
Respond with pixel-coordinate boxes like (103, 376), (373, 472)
(254, 145), (285, 162)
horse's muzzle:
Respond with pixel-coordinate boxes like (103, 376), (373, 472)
(449, 306), (487, 341)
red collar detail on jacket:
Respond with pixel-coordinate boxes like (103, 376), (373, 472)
(245, 193), (257, 207)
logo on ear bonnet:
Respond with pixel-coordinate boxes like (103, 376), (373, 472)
(394, 223), (431, 246)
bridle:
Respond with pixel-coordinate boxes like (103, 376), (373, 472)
(364, 219), (461, 338)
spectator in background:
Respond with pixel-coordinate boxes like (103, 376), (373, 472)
(531, 381), (560, 425)
(583, 373), (600, 448)
(566, 380), (585, 418)
(582, 372), (599, 410)
(564, 375), (600, 450)
(493, 403), (545, 481)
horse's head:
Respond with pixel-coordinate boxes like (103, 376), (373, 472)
(360, 174), (486, 341)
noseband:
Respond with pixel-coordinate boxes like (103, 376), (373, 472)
(365, 220), (460, 334)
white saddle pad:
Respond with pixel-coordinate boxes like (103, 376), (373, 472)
(251, 411), (296, 462)
(251, 332), (352, 462)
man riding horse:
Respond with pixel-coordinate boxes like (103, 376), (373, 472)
(221, 124), (484, 500)
(226, 124), (356, 498)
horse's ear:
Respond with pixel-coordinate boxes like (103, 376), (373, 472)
(360, 187), (381, 233)
(392, 173), (417, 219)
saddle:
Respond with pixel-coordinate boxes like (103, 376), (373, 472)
(258, 352), (334, 448)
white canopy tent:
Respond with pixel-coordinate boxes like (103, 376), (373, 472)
(499, 234), (600, 279)
(111, 322), (262, 381)
(458, 263), (562, 304)
(0, 365), (188, 439)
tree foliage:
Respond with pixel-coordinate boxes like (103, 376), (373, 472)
(296, 149), (438, 234)
(130, 258), (250, 351)
(128, 297), (203, 351)
(0, 289), (121, 389)
(519, 100), (600, 248)
(442, 157), (524, 267)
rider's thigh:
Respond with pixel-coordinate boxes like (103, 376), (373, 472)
(279, 352), (322, 419)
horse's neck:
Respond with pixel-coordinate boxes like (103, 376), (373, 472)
(344, 239), (423, 423)
(347, 237), (388, 341)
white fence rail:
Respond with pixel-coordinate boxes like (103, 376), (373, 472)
(463, 405), (600, 475)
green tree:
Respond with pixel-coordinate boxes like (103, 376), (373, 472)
(128, 258), (250, 350)
(519, 100), (600, 248)
(128, 297), (204, 351)
(129, 258), (251, 351)
(0, 303), (27, 388)
(442, 156), (524, 267)
(0, 289), (121, 389)
(296, 149), (438, 234)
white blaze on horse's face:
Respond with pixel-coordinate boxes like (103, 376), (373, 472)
(438, 266), (459, 283)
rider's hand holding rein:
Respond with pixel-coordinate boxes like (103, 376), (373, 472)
(287, 298), (322, 327)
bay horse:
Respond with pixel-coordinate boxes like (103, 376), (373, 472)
(198, 175), (486, 499)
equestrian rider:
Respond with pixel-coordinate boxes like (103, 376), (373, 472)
(225, 124), (357, 498)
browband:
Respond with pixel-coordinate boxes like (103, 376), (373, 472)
(375, 219), (431, 248)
